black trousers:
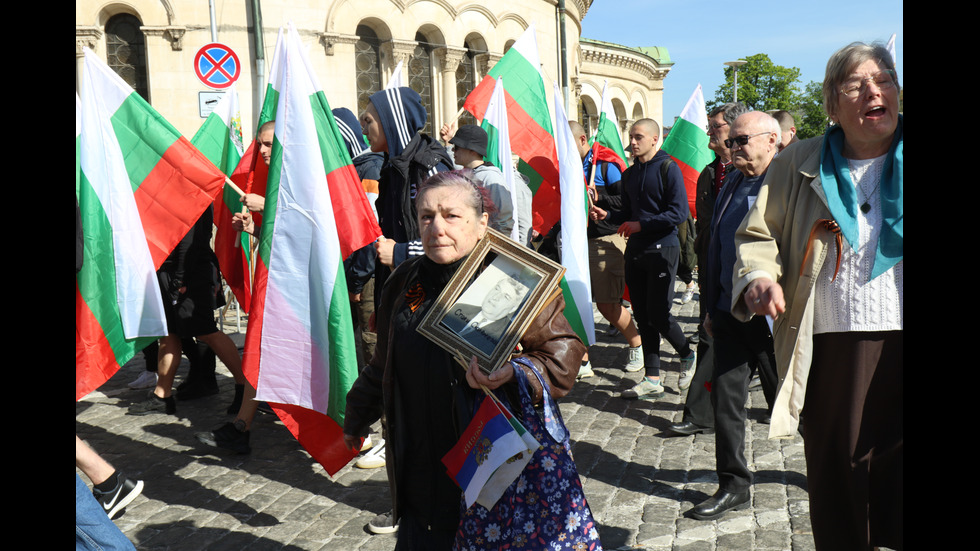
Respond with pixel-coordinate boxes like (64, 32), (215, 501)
(624, 244), (690, 377)
(710, 311), (777, 492)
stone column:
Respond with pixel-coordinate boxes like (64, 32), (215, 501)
(76, 27), (102, 91)
(474, 52), (503, 81)
(434, 46), (467, 131)
(381, 39), (417, 87)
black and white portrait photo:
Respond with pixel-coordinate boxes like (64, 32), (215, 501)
(440, 255), (539, 356)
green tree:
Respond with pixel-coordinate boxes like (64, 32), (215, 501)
(707, 54), (838, 140)
(795, 80), (828, 140)
(708, 54), (801, 112)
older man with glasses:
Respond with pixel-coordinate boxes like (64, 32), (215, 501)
(686, 111), (780, 521)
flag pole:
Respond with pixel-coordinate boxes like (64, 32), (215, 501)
(441, 107), (469, 145)
(586, 141), (599, 209)
(449, 106), (466, 126)
(224, 176), (245, 197)
(218, 177), (248, 249)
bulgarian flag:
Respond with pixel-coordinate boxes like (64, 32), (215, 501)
(76, 49), (226, 401)
(463, 24), (561, 235)
(242, 23), (382, 476)
(553, 83), (595, 346)
(190, 84), (250, 312)
(222, 28), (284, 268)
(659, 84), (712, 216)
(480, 76), (520, 242)
(590, 80), (628, 174)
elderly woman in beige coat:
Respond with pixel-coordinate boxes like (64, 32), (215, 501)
(731, 42), (902, 551)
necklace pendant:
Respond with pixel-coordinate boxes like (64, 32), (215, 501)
(860, 202), (871, 213)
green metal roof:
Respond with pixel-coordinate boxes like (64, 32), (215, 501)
(579, 38), (673, 66)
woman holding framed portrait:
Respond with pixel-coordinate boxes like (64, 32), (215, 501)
(343, 170), (586, 550)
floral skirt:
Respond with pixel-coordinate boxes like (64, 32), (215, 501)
(454, 359), (602, 550)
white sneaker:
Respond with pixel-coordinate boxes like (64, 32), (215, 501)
(368, 511), (398, 534)
(577, 361), (594, 380)
(128, 371), (158, 389)
(678, 350), (697, 390)
(356, 441), (386, 469)
(682, 284), (696, 304)
(678, 365), (696, 390)
(360, 434), (374, 452)
(620, 377), (664, 400)
(625, 346), (644, 372)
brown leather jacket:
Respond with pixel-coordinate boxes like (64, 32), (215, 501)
(343, 255), (584, 523)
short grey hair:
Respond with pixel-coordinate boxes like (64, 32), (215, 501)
(761, 112), (782, 147)
(416, 169), (497, 220)
(823, 42), (899, 119)
(708, 102), (751, 127)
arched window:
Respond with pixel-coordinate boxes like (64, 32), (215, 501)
(355, 25), (383, 117)
(409, 31), (435, 135)
(105, 13), (148, 101)
(578, 96), (597, 137)
(456, 42), (477, 128)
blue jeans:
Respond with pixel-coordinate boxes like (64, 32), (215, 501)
(76, 475), (135, 551)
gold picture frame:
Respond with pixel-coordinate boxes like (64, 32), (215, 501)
(417, 228), (567, 375)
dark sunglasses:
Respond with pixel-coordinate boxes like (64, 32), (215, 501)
(724, 132), (769, 149)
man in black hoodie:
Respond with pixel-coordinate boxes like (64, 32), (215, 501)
(360, 87), (454, 304)
(590, 118), (696, 401)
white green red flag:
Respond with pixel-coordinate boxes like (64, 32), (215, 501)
(76, 49), (225, 400)
(590, 80), (628, 173)
(224, 28), (284, 249)
(553, 83), (595, 346)
(463, 24), (561, 235)
(242, 23), (382, 475)
(191, 84), (250, 312)
(659, 84), (712, 215)
(480, 76), (521, 242)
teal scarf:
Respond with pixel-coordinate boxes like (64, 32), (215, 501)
(818, 115), (903, 280)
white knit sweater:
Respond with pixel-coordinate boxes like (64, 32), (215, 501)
(813, 155), (904, 334)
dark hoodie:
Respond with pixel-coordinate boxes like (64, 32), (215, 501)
(368, 87), (453, 275)
(607, 148), (689, 251)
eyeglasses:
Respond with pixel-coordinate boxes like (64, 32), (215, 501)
(708, 121), (728, 131)
(724, 132), (770, 149)
(839, 70), (896, 98)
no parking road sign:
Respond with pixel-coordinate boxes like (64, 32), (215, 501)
(194, 43), (241, 89)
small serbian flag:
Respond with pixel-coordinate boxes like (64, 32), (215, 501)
(475, 391), (539, 509)
(443, 394), (534, 509)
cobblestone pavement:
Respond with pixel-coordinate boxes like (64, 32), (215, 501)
(77, 281), (815, 550)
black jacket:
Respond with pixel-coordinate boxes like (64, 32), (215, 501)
(607, 149), (689, 250)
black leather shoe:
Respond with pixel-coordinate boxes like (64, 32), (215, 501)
(687, 489), (750, 520)
(666, 421), (714, 436)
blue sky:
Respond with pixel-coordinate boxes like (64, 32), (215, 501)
(580, 0), (903, 124)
